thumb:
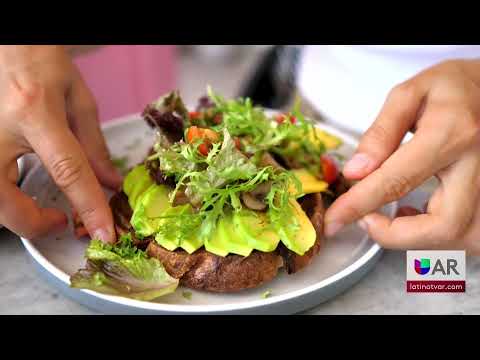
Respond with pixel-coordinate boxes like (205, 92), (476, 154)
(343, 82), (425, 180)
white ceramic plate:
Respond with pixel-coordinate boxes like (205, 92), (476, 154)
(20, 114), (397, 315)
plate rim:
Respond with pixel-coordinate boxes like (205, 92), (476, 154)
(20, 113), (392, 313)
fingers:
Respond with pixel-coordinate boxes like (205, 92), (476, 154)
(357, 212), (444, 249)
(0, 179), (67, 239)
(66, 72), (122, 190)
(325, 126), (444, 236)
(343, 82), (426, 180)
(23, 95), (116, 243)
(358, 148), (480, 250)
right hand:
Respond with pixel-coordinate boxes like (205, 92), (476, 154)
(0, 45), (122, 243)
(324, 59), (480, 254)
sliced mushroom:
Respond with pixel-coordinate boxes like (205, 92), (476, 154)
(241, 181), (272, 211)
(173, 189), (190, 206)
(251, 181), (272, 197)
(259, 152), (284, 169)
(241, 192), (267, 211)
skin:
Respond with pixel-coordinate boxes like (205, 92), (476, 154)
(0, 45), (122, 243)
(324, 59), (480, 255)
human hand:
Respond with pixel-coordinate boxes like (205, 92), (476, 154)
(0, 45), (122, 243)
(324, 59), (480, 255)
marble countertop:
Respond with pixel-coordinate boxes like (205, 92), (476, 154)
(1, 225), (479, 315)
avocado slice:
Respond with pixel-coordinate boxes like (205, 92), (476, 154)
(154, 205), (204, 254)
(218, 214), (253, 257)
(233, 210), (280, 253)
(276, 199), (316, 256)
(130, 184), (171, 237)
(204, 213), (253, 257)
(131, 202), (158, 237)
(154, 233), (178, 252)
(204, 226), (229, 257)
(123, 164), (154, 210)
(143, 185), (171, 218)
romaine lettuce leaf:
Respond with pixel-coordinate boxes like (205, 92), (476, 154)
(70, 235), (178, 301)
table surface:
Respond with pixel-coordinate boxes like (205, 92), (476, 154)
(1, 225), (479, 315)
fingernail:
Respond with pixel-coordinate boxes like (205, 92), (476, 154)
(343, 153), (372, 174)
(357, 218), (369, 231)
(92, 228), (114, 243)
(325, 221), (344, 237)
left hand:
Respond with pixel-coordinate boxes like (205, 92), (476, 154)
(323, 59), (480, 255)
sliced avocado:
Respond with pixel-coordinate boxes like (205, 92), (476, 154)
(180, 236), (204, 254)
(204, 213), (229, 257)
(175, 205), (204, 254)
(204, 227), (229, 257)
(131, 202), (159, 237)
(123, 165), (142, 196)
(143, 185), (171, 218)
(218, 214), (253, 257)
(233, 210), (280, 253)
(204, 213), (253, 257)
(276, 199), (316, 256)
(130, 184), (171, 237)
(290, 169), (329, 194)
(123, 164), (154, 209)
(154, 232), (178, 252)
(154, 205), (204, 254)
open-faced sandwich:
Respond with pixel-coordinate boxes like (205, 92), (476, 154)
(70, 88), (351, 301)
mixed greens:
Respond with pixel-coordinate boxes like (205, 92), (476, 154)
(146, 128), (302, 243)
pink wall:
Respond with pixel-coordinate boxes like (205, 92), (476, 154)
(74, 45), (177, 123)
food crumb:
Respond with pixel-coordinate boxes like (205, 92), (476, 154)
(261, 290), (272, 299)
(182, 291), (192, 300)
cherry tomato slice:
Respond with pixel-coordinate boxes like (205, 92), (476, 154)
(186, 126), (220, 156)
(275, 114), (296, 124)
(189, 111), (201, 121)
(321, 155), (338, 184)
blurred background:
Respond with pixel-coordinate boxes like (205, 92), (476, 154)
(73, 45), (297, 122)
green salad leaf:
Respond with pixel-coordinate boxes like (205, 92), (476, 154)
(206, 86), (329, 177)
(70, 234), (179, 301)
(154, 204), (203, 247)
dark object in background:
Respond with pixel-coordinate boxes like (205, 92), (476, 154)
(238, 46), (302, 110)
